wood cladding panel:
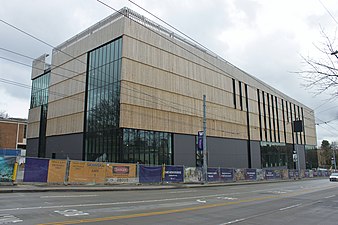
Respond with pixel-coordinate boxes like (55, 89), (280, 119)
(27, 122), (40, 139)
(46, 112), (84, 136)
(28, 107), (41, 123)
(47, 93), (85, 119)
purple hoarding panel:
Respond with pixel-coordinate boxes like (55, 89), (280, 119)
(164, 166), (184, 182)
(245, 169), (257, 180)
(23, 158), (49, 182)
(207, 168), (219, 182)
(220, 168), (234, 182)
(139, 165), (162, 183)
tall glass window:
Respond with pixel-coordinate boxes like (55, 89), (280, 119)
(122, 128), (173, 165)
(30, 71), (50, 158)
(85, 38), (123, 162)
(84, 37), (174, 165)
(30, 72), (50, 108)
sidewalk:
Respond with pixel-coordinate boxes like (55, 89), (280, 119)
(0, 180), (294, 193)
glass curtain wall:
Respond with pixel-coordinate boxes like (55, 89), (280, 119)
(122, 128), (172, 165)
(260, 142), (293, 169)
(30, 72), (50, 108)
(85, 38), (122, 162)
(30, 71), (50, 158)
(85, 37), (174, 164)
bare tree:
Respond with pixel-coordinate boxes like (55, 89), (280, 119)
(0, 110), (9, 119)
(299, 28), (338, 97)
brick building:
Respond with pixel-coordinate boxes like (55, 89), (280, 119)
(0, 117), (27, 150)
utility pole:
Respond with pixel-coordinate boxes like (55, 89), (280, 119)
(332, 142), (337, 171)
(203, 95), (208, 183)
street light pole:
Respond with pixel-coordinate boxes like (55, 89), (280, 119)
(203, 95), (208, 183)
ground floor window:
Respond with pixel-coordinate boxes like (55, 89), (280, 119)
(122, 128), (173, 165)
(261, 142), (293, 169)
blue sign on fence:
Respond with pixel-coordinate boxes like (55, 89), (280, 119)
(220, 168), (234, 182)
(164, 166), (184, 182)
(0, 149), (21, 157)
(265, 170), (275, 180)
(139, 165), (162, 183)
(245, 169), (257, 180)
(207, 168), (219, 182)
(23, 158), (49, 182)
(288, 170), (295, 178)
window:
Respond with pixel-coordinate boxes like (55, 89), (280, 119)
(85, 38), (123, 162)
(30, 71), (50, 108)
(257, 89), (262, 141)
(232, 79), (236, 109)
(239, 81), (243, 110)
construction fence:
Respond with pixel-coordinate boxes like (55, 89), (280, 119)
(0, 156), (331, 185)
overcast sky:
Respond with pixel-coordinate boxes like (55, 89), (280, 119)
(0, 0), (337, 146)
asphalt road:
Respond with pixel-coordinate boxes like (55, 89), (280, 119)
(0, 179), (337, 225)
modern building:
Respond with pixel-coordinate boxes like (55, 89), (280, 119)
(27, 7), (316, 169)
(0, 117), (27, 150)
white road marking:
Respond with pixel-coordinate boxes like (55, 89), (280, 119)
(169, 190), (196, 194)
(220, 218), (245, 224)
(324, 195), (335, 199)
(269, 191), (287, 194)
(0, 193), (236, 212)
(279, 203), (302, 211)
(40, 195), (98, 198)
(217, 197), (238, 200)
(54, 209), (89, 217)
(0, 214), (23, 224)
(196, 199), (206, 203)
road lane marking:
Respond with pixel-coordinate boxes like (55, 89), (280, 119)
(221, 218), (245, 224)
(0, 214), (23, 224)
(1, 183), (334, 213)
(279, 203), (302, 211)
(217, 197), (238, 200)
(38, 195), (277, 225)
(54, 210), (89, 217)
(41, 195), (98, 199)
(168, 190), (196, 194)
(196, 199), (206, 203)
(0, 193), (240, 212)
(324, 195), (335, 199)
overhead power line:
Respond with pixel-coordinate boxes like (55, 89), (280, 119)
(318, 0), (338, 25)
